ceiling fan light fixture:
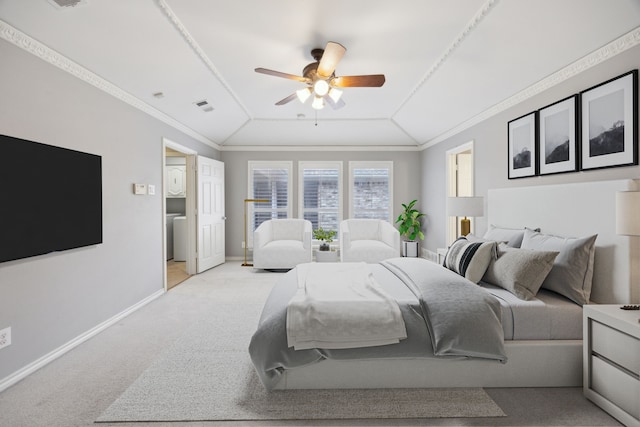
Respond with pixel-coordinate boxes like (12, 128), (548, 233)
(311, 96), (324, 110)
(296, 87), (312, 103)
(313, 79), (329, 97)
(328, 87), (343, 103)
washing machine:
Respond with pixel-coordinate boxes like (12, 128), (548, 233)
(173, 216), (187, 262)
(166, 213), (183, 260)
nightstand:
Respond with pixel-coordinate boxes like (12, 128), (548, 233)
(583, 305), (640, 427)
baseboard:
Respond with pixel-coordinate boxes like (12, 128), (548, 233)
(0, 288), (165, 393)
(225, 256), (244, 262)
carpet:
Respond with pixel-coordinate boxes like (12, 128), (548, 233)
(97, 271), (505, 422)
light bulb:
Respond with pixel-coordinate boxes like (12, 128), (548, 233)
(311, 96), (324, 110)
(313, 79), (329, 97)
(296, 87), (311, 103)
(328, 87), (343, 103)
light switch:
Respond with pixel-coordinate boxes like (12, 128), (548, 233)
(133, 183), (147, 195)
(147, 184), (156, 195)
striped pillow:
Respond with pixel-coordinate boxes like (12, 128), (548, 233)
(443, 237), (497, 283)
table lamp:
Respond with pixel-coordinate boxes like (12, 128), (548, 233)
(447, 196), (484, 237)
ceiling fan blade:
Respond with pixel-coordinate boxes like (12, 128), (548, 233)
(255, 68), (310, 83)
(317, 42), (346, 78)
(275, 93), (298, 106)
(332, 74), (386, 88)
(324, 94), (345, 110)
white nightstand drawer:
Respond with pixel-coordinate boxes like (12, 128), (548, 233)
(591, 355), (640, 421)
(592, 320), (640, 374)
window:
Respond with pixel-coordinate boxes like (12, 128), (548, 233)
(349, 161), (393, 222)
(298, 161), (343, 236)
(247, 161), (292, 245)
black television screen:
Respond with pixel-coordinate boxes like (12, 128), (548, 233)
(0, 134), (102, 263)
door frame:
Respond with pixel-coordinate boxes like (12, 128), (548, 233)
(162, 138), (198, 290)
(445, 140), (475, 245)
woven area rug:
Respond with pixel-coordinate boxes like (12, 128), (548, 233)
(97, 270), (505, 422)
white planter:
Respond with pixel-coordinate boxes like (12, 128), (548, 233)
(402, 241), (419, 257)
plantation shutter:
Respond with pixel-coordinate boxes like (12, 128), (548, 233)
(351, 165), (392, 221)
(302, 167), (340, 233)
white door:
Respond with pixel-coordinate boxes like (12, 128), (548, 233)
(196, 156), (225, 273)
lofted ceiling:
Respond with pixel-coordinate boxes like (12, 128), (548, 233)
(1, 0), (640, 150)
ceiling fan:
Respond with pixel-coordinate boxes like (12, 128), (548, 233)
(255, 41), (385, 110)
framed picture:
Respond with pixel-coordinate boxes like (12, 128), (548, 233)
(580, 69), (638, 171)
(508, 111), (537, 179)
(538, 95), (579, 175)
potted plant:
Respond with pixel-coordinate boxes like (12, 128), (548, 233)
(395, 199), (425, 257)
(313, 227), (337, 251)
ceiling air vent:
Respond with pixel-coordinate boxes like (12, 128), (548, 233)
(194, 100), (214, 113)
(48, 0), (87, 8)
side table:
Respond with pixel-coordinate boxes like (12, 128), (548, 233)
(583, 304), (640, 427)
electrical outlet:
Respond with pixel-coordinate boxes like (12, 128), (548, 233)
(0, 327), (11, 350)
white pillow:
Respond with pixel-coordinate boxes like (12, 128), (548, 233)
(482, 245), (559, 300)
(483, 225), (539, 248)
(520, 229), (597, 305)
(443, 237), (496, 283)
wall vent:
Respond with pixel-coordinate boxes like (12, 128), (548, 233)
(194, 100), (214, 113)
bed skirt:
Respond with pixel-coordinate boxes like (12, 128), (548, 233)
(274, 339), (582, 389)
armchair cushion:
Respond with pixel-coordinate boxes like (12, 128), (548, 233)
(340, 219), (400, 263)
(253, 219), (312, 269)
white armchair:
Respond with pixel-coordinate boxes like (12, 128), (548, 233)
(253, 219), (312, 269)
(339, 219), (401, 263)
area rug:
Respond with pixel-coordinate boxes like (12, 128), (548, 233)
(97, 271), (505, 422)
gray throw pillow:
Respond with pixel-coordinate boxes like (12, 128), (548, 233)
(444, 237), (496, 283)
(482, 244), (559, 300)
(483, 225), (540, 248)
(520, 229), (597, 305)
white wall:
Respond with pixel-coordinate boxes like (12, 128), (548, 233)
(0, 40), (218, 381)
(421, 44), (640, 253)
(220, 149), (422, 258)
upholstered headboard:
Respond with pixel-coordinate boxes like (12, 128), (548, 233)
(488, 179), (638, 304)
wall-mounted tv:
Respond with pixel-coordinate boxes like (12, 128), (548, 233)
(0, 134), (102, 263)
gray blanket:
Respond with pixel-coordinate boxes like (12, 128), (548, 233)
(249, 257), (506, 390)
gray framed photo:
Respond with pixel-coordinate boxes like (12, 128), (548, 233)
(508, 111), (537, 179)
(538, 95), (579, 175)
(580, 70), (638, 171)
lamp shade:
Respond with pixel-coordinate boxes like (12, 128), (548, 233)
(447, 196), (484, 217)
(616, 191), (640, 236)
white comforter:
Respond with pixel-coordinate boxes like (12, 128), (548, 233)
(286, 262), (407, 350)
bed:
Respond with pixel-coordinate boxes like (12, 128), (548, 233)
(249, 179), (638, 390)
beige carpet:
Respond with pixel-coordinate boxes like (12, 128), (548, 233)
(96, 269), (504, 422)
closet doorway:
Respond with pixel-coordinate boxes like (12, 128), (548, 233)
(445, 141), (475, 245)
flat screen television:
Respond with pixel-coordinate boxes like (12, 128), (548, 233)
(0, 134), (102, 263)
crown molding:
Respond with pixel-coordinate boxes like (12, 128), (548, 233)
(393, 0), (498, 117)
(0, 19), (221, 151)
(155, 0), (252, 120)
(220, 144), (420, 152)
(420, 25), (640, 150)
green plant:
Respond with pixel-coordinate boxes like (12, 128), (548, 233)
(313, 227), (337, 244)
(395, 199), (425, 241)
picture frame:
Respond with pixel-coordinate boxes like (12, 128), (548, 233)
(579, 69), (638, 171)
(538, 95), (579, 175)
(508, 111), (537, 179)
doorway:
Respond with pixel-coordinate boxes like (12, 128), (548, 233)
(163, 141), (195, 290)
(162, 138), (226, 291)
(445, 141), (475, 245)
